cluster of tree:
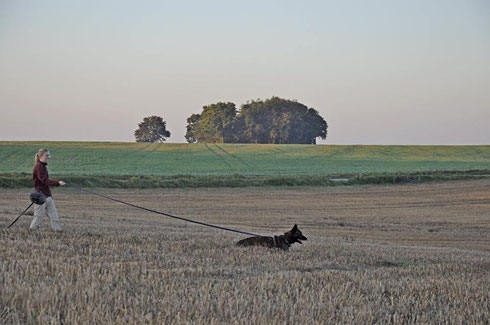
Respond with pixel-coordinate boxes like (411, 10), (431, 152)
(134, 97), (328, 144)
(185, 97), (327, 144)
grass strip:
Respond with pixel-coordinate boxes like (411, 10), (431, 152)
(1, 170), (488, 189)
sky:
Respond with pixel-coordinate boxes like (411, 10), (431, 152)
(1, 0), (489, 144)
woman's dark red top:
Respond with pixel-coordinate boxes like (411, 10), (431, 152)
(33, 161), (59, 197)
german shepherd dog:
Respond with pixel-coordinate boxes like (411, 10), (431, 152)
(236, 224), (307, 251)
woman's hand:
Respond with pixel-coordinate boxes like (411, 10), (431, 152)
(59, 181), (66, 186)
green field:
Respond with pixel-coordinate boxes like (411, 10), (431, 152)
(0, 142), (488, 187)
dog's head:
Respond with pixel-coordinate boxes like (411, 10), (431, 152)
(285, 224), (307, 244)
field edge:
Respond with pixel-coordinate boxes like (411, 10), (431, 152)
(1, 169), (488, 188)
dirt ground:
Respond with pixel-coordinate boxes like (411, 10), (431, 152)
(1, 180), (489, 324)
(2, 179), (488, 250)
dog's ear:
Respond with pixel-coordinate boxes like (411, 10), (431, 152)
(292, 224), (298, 231)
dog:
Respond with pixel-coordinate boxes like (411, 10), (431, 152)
(236, 224), (307, 251)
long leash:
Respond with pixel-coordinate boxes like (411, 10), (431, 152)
(7, 202), (34, 229)
(66, 184), (262, 237)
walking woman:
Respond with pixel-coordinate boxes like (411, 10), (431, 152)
(30, 148), (65, 231)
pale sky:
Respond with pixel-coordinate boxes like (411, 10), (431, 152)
(1, 0), (489, 144)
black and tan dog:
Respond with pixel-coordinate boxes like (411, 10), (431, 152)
(236, 224), (307, 251)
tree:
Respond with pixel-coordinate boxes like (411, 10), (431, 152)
(186, 102), (238, 143)
(185, 113), (201, 143)
(238, 97), (327, 144)
(303, 108), (327, 144)
(134, 116), (171, 142)
(239, 100), (272, 143)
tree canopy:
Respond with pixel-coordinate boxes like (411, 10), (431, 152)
(185, 97), (327, 144)
(134, 116), (171, 142)
(185, 102), (238, 143)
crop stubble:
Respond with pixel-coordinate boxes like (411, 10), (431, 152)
(1, 180), (489, 324)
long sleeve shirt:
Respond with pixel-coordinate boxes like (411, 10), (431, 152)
(33, 161), (59, 197)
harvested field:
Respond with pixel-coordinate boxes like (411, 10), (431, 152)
(1, 180), (489, 324)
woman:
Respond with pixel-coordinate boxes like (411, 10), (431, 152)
(30, 148), (66, 231)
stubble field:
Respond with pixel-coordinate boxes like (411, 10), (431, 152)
(1, 180), (489, 324)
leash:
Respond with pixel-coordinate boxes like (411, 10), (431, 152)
(7, 202), (34, 229)
(66, 184), (261, 237)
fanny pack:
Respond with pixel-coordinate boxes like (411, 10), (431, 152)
(30, 191), (47, 205)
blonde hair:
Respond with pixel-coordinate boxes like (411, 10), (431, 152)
(35, 148), (50, 164)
